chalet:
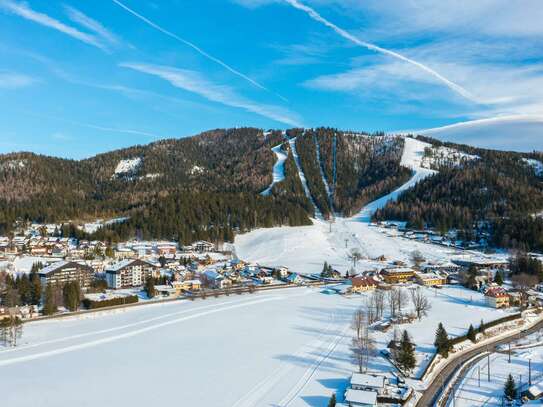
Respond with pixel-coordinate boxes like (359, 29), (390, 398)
(350, 373), (386, 393)
(191, 240), (215, 253)
(351, 277), (378, 293)
(170, 279), (201, 294)
(485, 287), (510, 308)
(105, 259), (160, 289)
(344, 389), (377, 407)
(275, 266), (289, 279)
(285, 273), (302, 285)
(381, 267), (415, 284)
(202, 269), (231, 289)
(39, 261), (94, 290)
(415, 272), (447, 287)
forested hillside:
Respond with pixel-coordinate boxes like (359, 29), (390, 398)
(373, 135), (543, 251)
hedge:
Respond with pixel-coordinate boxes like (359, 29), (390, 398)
(82, 295), (139, 309)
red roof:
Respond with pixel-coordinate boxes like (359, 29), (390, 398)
(352, 276), (377, 288)
(485, 287), (508, 298)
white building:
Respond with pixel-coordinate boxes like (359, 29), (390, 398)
(105, 259), (159, 289)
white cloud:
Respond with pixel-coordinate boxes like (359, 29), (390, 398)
(112, 0), (287, 101)
(0, 0), (108, 51)
(120, 62), (303, 127)
(0, 71), (36, 89)
(64, 6), (120, 47)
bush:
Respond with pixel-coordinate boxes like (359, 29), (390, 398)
(82, 295), (138, 310)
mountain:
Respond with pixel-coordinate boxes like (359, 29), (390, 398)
(1, 127), (543, 250)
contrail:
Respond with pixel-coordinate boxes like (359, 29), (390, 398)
(112, 0), (288, 102)
(284, 0), (477, 103)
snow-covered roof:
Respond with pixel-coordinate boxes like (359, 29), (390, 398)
(351, 373), (385, 389)
(344, 389), (377, 405)
(39, 261), (92, 275)
(106, 259), (157, 273)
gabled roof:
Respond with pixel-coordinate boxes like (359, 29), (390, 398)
(106, 258), (158, 273)
(39, 261), (93, 276)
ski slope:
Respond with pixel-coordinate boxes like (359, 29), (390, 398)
(261, 144), (287, 196)
(236, 136), (443, 274)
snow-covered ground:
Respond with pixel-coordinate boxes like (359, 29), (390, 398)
(236, 136), (444, 274)
(452, 341), (543, 406)
(261, 144), (287, 196)
(114, 157), (142, 175)
(523, 158), (543, 176)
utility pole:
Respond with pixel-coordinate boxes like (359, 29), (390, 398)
(529, 358), (532, 386)
(508, 343), (511, 363)
(345, 239), (348, 248)
(478, 366), (481, 387)
(487, 352), (491, 382)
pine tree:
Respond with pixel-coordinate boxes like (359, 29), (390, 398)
(504, 374), (516, 401)
(43, 283), (57, 316)
(434, 323), (452, 358)
(145, 277), (156, 299)
(29, 271), (42, 305)
(327, 393), (336, 407)
(494, 270), (504, 286)
(478, 319), (485, 335)
(467, 324), (476, 343)
(396, 330), (416, 372)
(62, 281), (81, 312)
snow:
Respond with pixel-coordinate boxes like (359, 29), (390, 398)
(523, 158), (543, 176)
(13, 256), (62, 274)
(261, 144), (287, 196)
(420, 145), (479, 170)
(288, 137), (323, 220)
(190, 165), (205, 175)
(114, 157), (142, 175)
(451, 342), (543, 406)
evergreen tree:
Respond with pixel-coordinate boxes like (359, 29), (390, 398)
(434, 323), (452, 358)
(504, 374), (516, 401)
(467, 324), (476, 343)
(327, 393), (336, 407)
(62, 281), (81, 312)
(396, 330), (416, 372)
(494, 270), (504, 286)
(42, 283), (57, 316)
(29, 271), (42, 305)
(145, 277), (156, 299)
(478, 319), (486, 335)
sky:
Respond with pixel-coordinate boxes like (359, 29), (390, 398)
(0, 0), (542, 158)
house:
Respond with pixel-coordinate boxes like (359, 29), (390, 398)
(285, 273), (302, 285)
(344, 389), (377, 407)
(170, 279), (201, 294)
(485, 287), (510, 308)
(351, 277), (377, 293)
(415, 272), (447, 287)
(275, 266), (289, 279)
(381, 267), (415, 284)
(192, 240), (215, 253)
(39, 261), (94, 290)
(202, 269), (230, 289)
(105, 259), (160, 289)
(350, 373), (386, 393)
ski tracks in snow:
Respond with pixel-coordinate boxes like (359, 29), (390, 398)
(0, 296), (282, 367)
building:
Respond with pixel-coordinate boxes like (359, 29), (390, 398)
(344, 389), (377, 407)
(351, 277), (378, 293)
(170, 279), (201, 294)
(105, 259), (159, 289)
(485, 287), (510, 308)
(381, 267), (415, 284)
(415, 272), (447, 287)
(39, 261), (94, 290)
(350, 373), (386, 393)
(190, 240), (215, 253)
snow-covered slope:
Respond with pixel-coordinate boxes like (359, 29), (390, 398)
(523, 158), (543, 176)
(114, 157), (142, 176)
(261, 144), (287, 196)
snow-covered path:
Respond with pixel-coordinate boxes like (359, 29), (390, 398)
(261, 143), (287, 196)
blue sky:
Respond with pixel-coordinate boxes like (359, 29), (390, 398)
(1, 0), (542, 158)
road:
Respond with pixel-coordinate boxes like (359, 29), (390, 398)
(417, 317), (543, 407)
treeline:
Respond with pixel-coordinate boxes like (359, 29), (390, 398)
(82, 295), (139, 309)
(335, 133), (410, 216)
(90, 189), (311, 245)
(294, 130), (332, 218)
(373, 144), (543, 250)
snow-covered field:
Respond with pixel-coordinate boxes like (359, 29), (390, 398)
(452, 341), (543, 406)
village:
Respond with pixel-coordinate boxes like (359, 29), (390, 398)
(2, 221), (543, 406)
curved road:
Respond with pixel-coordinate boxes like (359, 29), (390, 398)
(417, 317), (543, 407)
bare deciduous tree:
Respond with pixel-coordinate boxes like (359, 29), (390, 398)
(512, 273), (538, 307)
(411, 250), (425, 269)
(351, 308), (366, 340)
(348, 249), (363, 269)
(351, 326), (376, 373)
(410, 287), (431, 320)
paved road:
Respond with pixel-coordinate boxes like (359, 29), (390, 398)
(417, 318), (543, 407)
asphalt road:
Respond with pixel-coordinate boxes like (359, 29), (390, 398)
(417, 317), (543, 407)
